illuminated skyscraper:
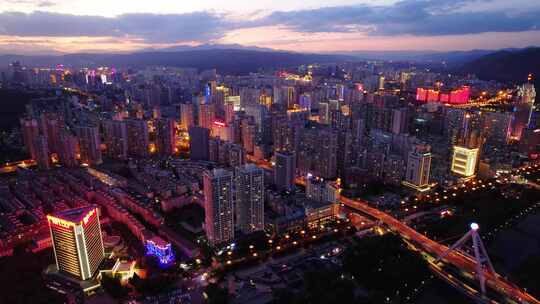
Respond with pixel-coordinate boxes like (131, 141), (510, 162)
(403, 144), (431, 191)
(378, 75), (385, 90)
(235, 164), (264, 234)
(204, 169), (234, 246)
(47, 206), (104, 281)
(451, 146), (479, 177)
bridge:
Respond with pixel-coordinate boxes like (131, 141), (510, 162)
(338, 194), (539, 304)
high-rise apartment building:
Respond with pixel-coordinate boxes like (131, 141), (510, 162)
(204, 169), (235, 246)
(156, 118), (177, 155)
(126, 119), (150, 157)
(103, 119), (128, 160)
(58, 131), (79, 167)
(75, 125), (102, 165)
(34, 135), (51, 170)
(274, 151), (296, 191)
(180, 103), (195, 131)
(235, 164), (264, 234)
(198, 103), (215, 130)
(20, 117), (40, 160)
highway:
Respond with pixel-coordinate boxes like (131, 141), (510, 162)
(338, 194), (539, 304)
(0, 159), (35, 173)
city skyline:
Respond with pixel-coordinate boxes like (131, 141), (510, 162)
(1, 0), (540, 54)
(1, 3), (540, 303)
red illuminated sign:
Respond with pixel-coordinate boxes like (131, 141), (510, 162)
(213, 120), (226, 127)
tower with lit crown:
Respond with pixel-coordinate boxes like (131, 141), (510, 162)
(47, 206), (105, 280)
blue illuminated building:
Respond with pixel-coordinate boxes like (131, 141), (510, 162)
(145, 237), (175, 265)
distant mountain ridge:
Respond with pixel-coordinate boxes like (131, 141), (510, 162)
(337, 48), (532, 64)
(460, 47), (540, 83)
(137, 43), (278, 53)
(0, 49), (350, 74)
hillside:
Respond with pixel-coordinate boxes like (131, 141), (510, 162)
(460, 47), (540, 87)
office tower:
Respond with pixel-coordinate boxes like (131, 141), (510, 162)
(180, 103), (195, 131)
(58, 131), (78, 167)
(103, 119), (128, 160)
(198, 103), (215, 130)
(126, 119), (150, 157)
(20, 117), (40, 159)
(189, 126), (210, 161)
(319, 102), (330, 124)
(34, 135), (51, 170)
(403, 144), (432, 191)
(203, 169), (235, 246)
(274, 151), (296, 191)
(75, 125), (102, 165)
(451, 146), (479, 177)
(47, 206), (104, 281)
(156, 118), (177, 155)
(235, 164), (265, 234)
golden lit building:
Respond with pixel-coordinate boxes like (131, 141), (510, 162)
(47, 206), (105, 281)
(451, 146), (479, 177)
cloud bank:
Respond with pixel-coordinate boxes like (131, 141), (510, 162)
(0, 0), (539, 53)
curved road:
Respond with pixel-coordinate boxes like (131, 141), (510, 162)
(338, 195), (539, 304)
